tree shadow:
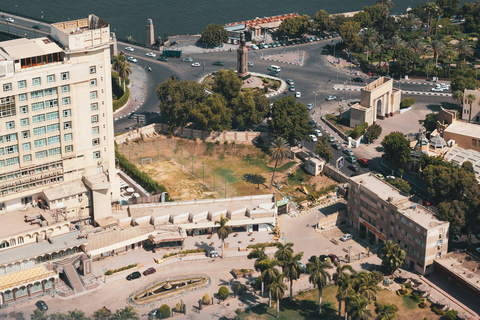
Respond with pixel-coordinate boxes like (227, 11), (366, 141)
(244, 174), (267, 189)
(192, 241), (215, 251)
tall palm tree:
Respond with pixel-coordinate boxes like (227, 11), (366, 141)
(280, 250), (304, 300)
(248, 244), (268, 297)
(258, 256), (280, 307)
(388, 36), (404, 65)
(424, 2), (440, 37)
(307, 257), (333, 315)
(30, 309), (48, 320)
(452, 90), (464, 109)
(443, 49), (457, 78)
(269, 137), (290, 186)
(49, 313), (67, 320)
(356, 271), (380, 303)
(336, 274), (354, 319)
(364, 42), (378, 65)
(428, 40), (446, 68)
(215, 214), (232, 258)
(346, 293), (372, 320)
(466, 94), (477, 123)
(93, 307), (112, 320)
(375, 302), (399, 320)
(333, 262), (356, 284)
(455, 40), (473, 63)
(66, 309), (87, 320)
(362, 29), (379, 47)
(269, 273), (287, 318)
(274, 242), (294, 262)
(408, 38), (425, 70)
(375, 0), (395, 9)
(111, 306), (139, 320)
(380, 240), (406, 275)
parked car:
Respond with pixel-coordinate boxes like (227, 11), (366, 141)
(286, 79), (294, 85)
(309, 134), (317, 142)
(325, 95), (337, 101)
(143, 267), (156, 276)
(331, 143), (342, 150)
(346, 156), (357, 163)
(295, 92), (301, 98)
(181, 57), (193, 62)
(157, 56), (168, 62)
(348, 164), (359, 172)
(351, 77), (363, 82)
(297, 262), (307, 273)
(328, 254), (339, 263)
(309, 255), (317, 263)
(357, 158), (369, 166)
(146, 52), (157, 57)
(32, 25), (41, 30)
(340, 234), (353, 242)
(343, 149), (354, 156)
(315, 129), (322, 136)
(126, 271), (141, 280)
(36, 300), (48, 311)
(124, 46), (134, 52)
(374, 173), (385, 180)
(319, 254), (328, 262)
(328, 135), (335, 142)
(247, 62), (254, 67)
(267, 71), (279, 77)
(127, 57), (137, 63)
(191, 62), (201, 67)
(289, 85), (296, 92)
(148, 309), (159, 318)
(212, 61), (224, 66)
(307, 103), (314, 110)
(431, 87), (445, 92)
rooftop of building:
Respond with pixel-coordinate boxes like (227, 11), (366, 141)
(434, 251), (480, 293)
(363, 76), (393, 92)
(395, 200), (447, 229)
(43, 180), (88, 201)
(444, 120), (480, 138)
(51, 14), (109, 35)
(445, 146), (480, 181)
(0, 37), (62, 60)
(351, 173), (408, 203)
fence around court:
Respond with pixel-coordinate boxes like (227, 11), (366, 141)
(117, 139), (238, 199)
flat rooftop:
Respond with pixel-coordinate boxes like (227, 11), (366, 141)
(444, 120), (480, 138)
(52, 14), (108, 35)
(435, 251), (480, 294)
(396, 200), (447, 229)
(351, 173), (408, 203)
(43, 180), (88, 201)
(0, 37), (62, 60)
(445, 146), (480, 181)
(363, 76), (392, 91)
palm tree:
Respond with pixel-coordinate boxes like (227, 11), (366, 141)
(269, 137), (290, 186)
(49, 313), (67, 320)
(380, 240), (406, 275)
(66, 309), (87, 320)
(336, 274), (354, 319)
(112, 53), (130, 92)
(93, 307), (112, 320)
(111, 306), (139, 320)
(443, 49), (457, 78)
(452, 90), (464, 109)
(424, 2), (440, 37)
(356, 271), (380, 302)
(388, 36), (404, 65)
(346, 293), (372, 320)
(269, 273), (287, 318)
(455, 40), (473, 63)
(375, 0), (395, 9)
(280, 250), (304, 300)
(375, 302), (399, 320)
(215, 214), (232, 258)
(333, 262), (355, 284)
(364, 42), (378, 66)
(307, 257), (333, 315)
(428, 40), (446, 68)
(30, 309), (48, 320)
(408, 38), (425, 70)
(258, 256), (280, 307)
(466, 94), (477, 123)
(274, 242), (294, 262)
(248, 244), (268, 296)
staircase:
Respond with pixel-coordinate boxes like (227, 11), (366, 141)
(63, 264), (85, 294)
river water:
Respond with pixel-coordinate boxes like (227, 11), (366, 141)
(4, 0), (445, 42)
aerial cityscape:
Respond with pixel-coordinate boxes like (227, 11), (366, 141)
(0, 0), (479, 319)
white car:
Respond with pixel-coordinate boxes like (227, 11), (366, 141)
(307, 103), (314, 110)
(145, 52), (156, 57)
(5, 18), (14, 23)
(309, 134), (317, 142)
(127, 57), (137, 63)
(124, 47), (134, 52)
(191, 62), (201, 67)
(295, 92), (301, 98)
(315, 129), (322, 136)
(286, 79), (294, 85)
(340, 234), (353, 242)
(326, 95), (337, 101)
(437, 83), (450, 90)
(431, 87), (444, 92)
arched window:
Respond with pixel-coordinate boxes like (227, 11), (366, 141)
(17, 236), (24, 244)
(9, 238), (16, 246)
(0, 241), (9, 249)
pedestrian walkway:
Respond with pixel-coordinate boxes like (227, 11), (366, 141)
(113, 64), (147, 121)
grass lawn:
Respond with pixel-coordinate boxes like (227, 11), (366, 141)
(325, 114), (353, 136)
(239, 285), (443, 320)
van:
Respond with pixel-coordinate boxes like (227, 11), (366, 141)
(268, 65), (281, 72)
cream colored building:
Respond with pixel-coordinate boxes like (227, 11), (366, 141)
(350, 77), (402, 127)
(461, 88), (480, 122)
(347, 173), (449, 274)
(0, 15), (119, 222)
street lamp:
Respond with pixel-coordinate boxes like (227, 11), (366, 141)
(283, 35), (287, 61)
(41, 11), (43, 20)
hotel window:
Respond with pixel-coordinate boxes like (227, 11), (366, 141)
(90, 79), (97, 87)
(33, 126), (45, 136)
(61, 72), (69, 80)
(46, 111), (59, 121)
(32, 114), (45, 124)
(0, 160), (4, 167)
(18, 80), (26, 89)
(6, 157), (19, 166)
(31, 90), (43, 99)
(6, 121), (15, 130)
(22, 143), (31, 151)
(47, 123), (59, 133)
(91, 115), (98, 123)
(5, 145), (18, 154)
(90, 66), (96, 74)
(32, 77), (41, 86)
(90, 91), (97, 99)
(92, 138), (99, 146)
(45, 99), (58, 108)
(92, 126), (99, 135)
(4, 133), (17, 142)
(22, 130), (30, 139)
(61, 97), (70, 106)
(23, 154), (31, 162)
(45, 88), (57, 96)
(61, 85), (69, 93)
(48, 136), (60, 145)
(0, 148), (3, 156)
(35, 150), (47, 159)
(31, 102), (44, 111)
(473, 139), (477, 147)
(64, 133), (72, 141)
(65, 145), (73, 153)
(34, 139), (47, 148)
(3, 83), (12, 92)
(91, 103), (98, 111)
(63, 121), (72, 130)
(20, 118), (29, 127)
(93, 151), (100, 159)
(47, 74), (55, 83)
(19, 105), (28, 114)
(63, 109), (71, 118)
(48, 147), (61, 156)
(18, 93), (27, 102)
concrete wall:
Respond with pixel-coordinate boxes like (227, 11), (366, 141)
(323, 163), (349, 183)
(317, 210), (347, 230)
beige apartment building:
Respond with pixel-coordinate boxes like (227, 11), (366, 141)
(461, 88), (480, 122)
(0, 15), (119, 222)
(347, 173), (449, 274)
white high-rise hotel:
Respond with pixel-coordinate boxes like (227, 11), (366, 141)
(0, 15), (119, 222)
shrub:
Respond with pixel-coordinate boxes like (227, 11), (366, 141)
(431, 306), (446, 315)
(445, 309), (458, 320)
(162, 248), (206, 259)
(404, 282), (412, 289)
(113, 86), (130, 111)
(104, 263), (138, 275)
(350, 122), (368, 139)
(159, 304), (170, 318)
(235, 308), (243, 315)
(215, 141), (220, 145)
(371, 270), (384, 284)
(419, 298), (427, 308)
(400, 97), (416, 109)
(175, 302), (182, 312)
(202, 294), (211, 305)
(364, 123), (382, 143)
(237, 284), (245, 295)
(411, 291), (421, 302)
(218, 286), (229, 300)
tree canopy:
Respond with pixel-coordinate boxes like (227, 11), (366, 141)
(200, 24), (229, 46)
(212, 68), (243, 102)
(451, 75), (480, 93)
(279, 15), (313, 37)
(381, 132), (412, 166)
(314, 136), (334, 163)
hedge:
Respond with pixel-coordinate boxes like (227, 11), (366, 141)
(113, 86), (130, 111)
(115, 149), (169, 196)
(350, 122), (368, 139)
(246, 242), (280, 249)
(112, 71), (131, 111)
(400, 97), (415, 109)
(162, 248), (206, 259)
(104, 263), (138, 275)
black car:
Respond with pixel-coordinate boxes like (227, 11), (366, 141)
(126, 271), (141, 280)
(348, 165), (360, 172)
(36, 300), (48, 311)
(351, 77), (363, 82)
(148, 309), (159, 318)
(212, 61), (224, 66)
(32, 25), (41, 30)
(319, 254), (328, 262)
(157, 56), (168, 62)
(308, 255), (317, 263)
